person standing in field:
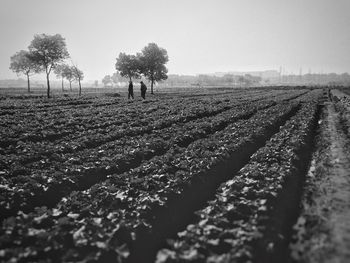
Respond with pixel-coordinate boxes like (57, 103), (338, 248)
(140, 81), (147, 100)
(128, 81), (134, 99)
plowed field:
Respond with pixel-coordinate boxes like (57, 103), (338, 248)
(1, 87), (349, 263)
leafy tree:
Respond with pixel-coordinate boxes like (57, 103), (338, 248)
(9, 50), (40, 93)
(62, 65), (75, 91)
(54, 64), (67, 91)
(111, 72), (120, 86)
(223, 74), (234, 84)
(102, 75), (112, 87)
(28, 34), (70, 98)
(111, 72), (128, 87)
(239, 74), (262, 86)
(71, 65), (84, 96)
(115, 53), (140, 82)
(138, 43), (168, 94)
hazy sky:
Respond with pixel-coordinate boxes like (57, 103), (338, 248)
(0, 0), (349, 81)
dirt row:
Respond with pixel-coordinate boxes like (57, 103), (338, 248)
(290, 90), (350, 263)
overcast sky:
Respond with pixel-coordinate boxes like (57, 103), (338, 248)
(0, 0), (349, 81)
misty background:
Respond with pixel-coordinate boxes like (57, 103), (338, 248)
(0, 0), (349, 85)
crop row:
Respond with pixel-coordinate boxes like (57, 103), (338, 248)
(0, 102), (300, 263)
(1, 98), (247, 161)
(1, 100), (275, 173)
(0, 88), (300, 129)
(0, 89), (306, 152)
(0, 90), (288, 155)
(0, 88), (305, 119)
(0, 89), (251, 116)
(0, 97), (227, 146)
(0, 90), (271, 148)
(294, 89), (323, 102)
(1, 89), (309, 181)
(0, 96), (121, 117)
(333, 102), (350, 138)
(156, 101), (320, 263)
(0, 96), (96, 112)
(0, 96), (239, 150)
(331, 89), (350, 138)
(0, 100), (275, 221)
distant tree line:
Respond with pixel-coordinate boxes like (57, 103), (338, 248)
(102, 72), (262, 89)
(164, 74), (262, 87)
(10, 34), (84, 98)
(279, 72), (350, 86)
(101, 72), (128, 88)
(165, 72), (350, 87)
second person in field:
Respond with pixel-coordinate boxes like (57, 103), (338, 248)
(140, 81), (147, 99)
(128, 81), (134, 99)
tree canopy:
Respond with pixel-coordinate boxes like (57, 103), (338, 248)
(9, 50), (40, 93)
(102, 75), (112, 87)
(28, 34), (70, 98)
(115, 53), (140, 82)
(54, 64), (75, 91)
(138, 43), (168, 94)
(111, 72), (127, 86)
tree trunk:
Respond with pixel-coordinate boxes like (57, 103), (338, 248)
(78, 79), (82, 96)
(69, 81), (72, 91)
(61, 77), (64, 92)
(151, 75), (154, 94)
(26, 74), (30, 93)
(46, 73), (50, 98)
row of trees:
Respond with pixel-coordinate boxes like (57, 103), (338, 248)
(9, 34), (83, 98)
(164, 74), (263, 87)
(54, 64), (84, 95)
(101, 72), (128, 87)
(115, 43), (168, 94)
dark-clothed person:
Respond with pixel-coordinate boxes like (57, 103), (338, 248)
(128, 81), (134, 99)
(140, 81), (147, 99)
